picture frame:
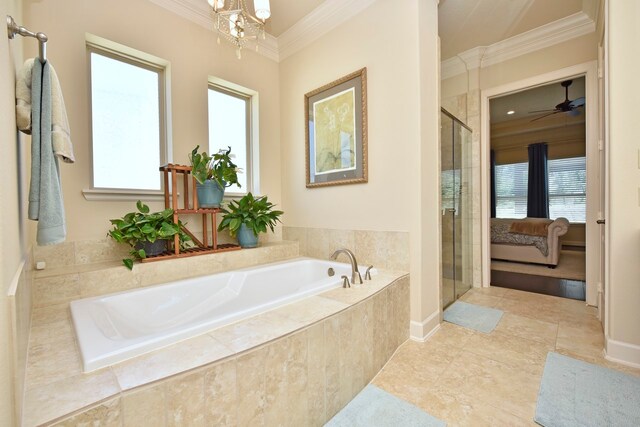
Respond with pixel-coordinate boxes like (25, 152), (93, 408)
(305, 68), (368, 188)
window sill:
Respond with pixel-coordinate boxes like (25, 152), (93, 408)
(82, 188), (168, 202)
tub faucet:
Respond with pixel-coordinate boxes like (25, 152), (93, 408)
(330, 248), (363, 285)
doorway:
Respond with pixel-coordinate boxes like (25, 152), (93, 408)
(480, 62), (602, 307)
(488, 77), (587, 300)
(441, 108), (474, 308)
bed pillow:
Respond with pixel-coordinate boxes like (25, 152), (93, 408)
(509, 219), (553, 237)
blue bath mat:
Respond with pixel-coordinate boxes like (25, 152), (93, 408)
(443, 301), (503, 333)
(535, 352), (640, 427)
(325, 384), (446, 427)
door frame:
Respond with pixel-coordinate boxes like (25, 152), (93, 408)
(480, 61), (600, 306)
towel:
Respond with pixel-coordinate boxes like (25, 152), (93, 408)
(26, 59), (67, 245)
(509, 218), (553, 237)
(16, 58), (75, 163)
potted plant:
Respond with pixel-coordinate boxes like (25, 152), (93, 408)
(218, 193), (284, 248)
(107, 201), (191, 270)
(189, 145), (241, 208)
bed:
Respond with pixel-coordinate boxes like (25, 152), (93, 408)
(490, 217), (570, 267)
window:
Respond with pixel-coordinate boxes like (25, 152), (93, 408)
(86, 36), (169, 197)
(548, 156), (586, 223)
(495, 162), (528, 219)
(208, 84), (252, 194)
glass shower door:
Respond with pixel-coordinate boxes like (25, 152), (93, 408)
(441, 109), (473, 308)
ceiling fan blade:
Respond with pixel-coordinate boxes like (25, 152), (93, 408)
(528, 108), (559, 114)
(530, 111), (560, 122)
(569, 97), (585, 108)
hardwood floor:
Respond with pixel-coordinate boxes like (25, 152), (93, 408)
(491, 269), (586, 301)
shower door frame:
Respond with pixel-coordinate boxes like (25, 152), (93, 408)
(441, 108), (473, 309)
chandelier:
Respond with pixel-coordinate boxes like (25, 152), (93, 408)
(207, 0), (271, 59)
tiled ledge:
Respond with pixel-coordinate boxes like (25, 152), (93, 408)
(32, 241), (299, 308)
(23, 269), (409, 426)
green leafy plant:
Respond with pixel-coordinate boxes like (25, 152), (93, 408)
(189, 145), (213, 185)
(218, 193), (283, 237)
(189, 145), (241, 189)
(107, 201), (191, 270)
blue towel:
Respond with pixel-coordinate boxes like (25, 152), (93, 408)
(29, 59), (66, 245)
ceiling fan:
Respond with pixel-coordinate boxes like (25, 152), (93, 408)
(529, 80), (585, 122)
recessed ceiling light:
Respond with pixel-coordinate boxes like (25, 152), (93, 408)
(507, 110), (515, 115)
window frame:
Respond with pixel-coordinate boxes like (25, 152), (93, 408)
(208, 76), (260, 197)
(83, 34), (172, 201)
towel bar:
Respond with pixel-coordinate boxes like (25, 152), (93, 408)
(6, 15), (47, 63)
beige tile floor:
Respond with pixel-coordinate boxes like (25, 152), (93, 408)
(372, 286), (640, 426)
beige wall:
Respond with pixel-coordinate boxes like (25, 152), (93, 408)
(22, 0), (282, 243)
(1, 0), (25, 424)
(279, 0), (441, 333)
(607, 1), (640, 351)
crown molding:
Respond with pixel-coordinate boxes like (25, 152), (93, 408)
(275, 0), (377, 61)
(149, 0), (279, 62)
(441, 11), (595, 80)
(440, 46), (486, 80)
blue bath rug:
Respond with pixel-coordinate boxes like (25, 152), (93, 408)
(535, 352), (640, 427)
(443, 301), (503, 333)
(325, 384), (446, 427)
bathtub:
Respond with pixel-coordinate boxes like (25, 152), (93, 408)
(71, 257), (374, 372)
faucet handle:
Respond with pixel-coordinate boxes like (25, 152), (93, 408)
(365, 265), (374, 280)
(341, 275), (350, 288)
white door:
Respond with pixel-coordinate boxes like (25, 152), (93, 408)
(597, 44), (607, 323)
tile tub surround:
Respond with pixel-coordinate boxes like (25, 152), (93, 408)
(282, 226), (410, 272)
(8, 253), (34, 425)
(23, 270), (410, 426)
(32, 241), (299, 308)
(32, 230), (284, 270)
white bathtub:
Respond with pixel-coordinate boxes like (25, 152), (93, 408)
(71, 257), (373, 372)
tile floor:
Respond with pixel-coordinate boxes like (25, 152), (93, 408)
(372, 286), (640, 426)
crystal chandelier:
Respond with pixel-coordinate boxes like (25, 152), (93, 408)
(208, 0), (271, 59)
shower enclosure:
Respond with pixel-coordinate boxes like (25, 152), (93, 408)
(441, 109), (473, 308)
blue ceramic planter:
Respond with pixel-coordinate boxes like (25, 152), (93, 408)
(196, 180), (224, 208)
(237, 223), (258, 248)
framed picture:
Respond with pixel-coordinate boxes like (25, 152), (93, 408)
(305, 68), (368, 188)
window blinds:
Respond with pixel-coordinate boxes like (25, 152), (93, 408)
(495, 162), (528, 219)
(548, 157), (587, 223)
(494, 157), (586, 222)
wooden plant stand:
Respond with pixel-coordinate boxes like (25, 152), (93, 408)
(140, 164), (241, 263)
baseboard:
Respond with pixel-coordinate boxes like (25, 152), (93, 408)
(604, 337), (640, 369)
(409, 310), (440, 342)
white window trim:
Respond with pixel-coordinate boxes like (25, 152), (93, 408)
(82, 33), (173, 201)
(208, 76), (260, 197)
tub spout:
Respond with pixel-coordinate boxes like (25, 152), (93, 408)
(330, 248), (363, 285)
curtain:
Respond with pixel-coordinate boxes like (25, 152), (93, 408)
(527, 142), (549, 218)
(490, 149), (496, 218)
